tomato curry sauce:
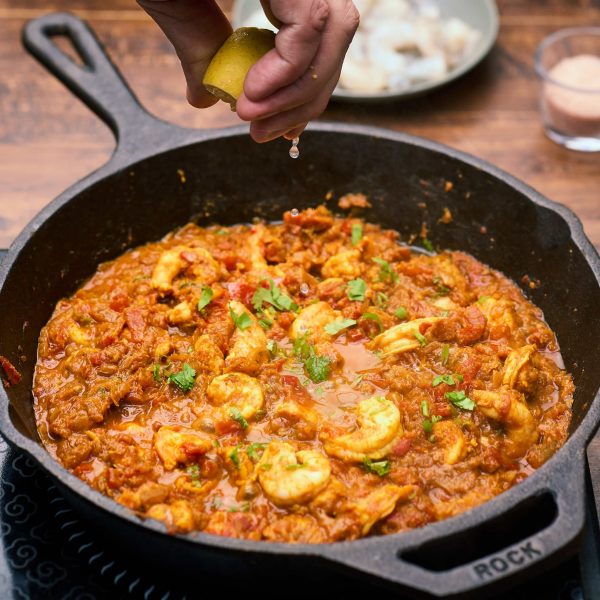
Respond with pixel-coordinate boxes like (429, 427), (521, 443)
(33, 206), (573, 543)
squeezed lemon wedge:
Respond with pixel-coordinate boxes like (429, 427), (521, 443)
(203, 27), (276, 111)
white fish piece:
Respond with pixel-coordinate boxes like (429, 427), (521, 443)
(339, 59), (388, 93)
(405, 55), (447, 83)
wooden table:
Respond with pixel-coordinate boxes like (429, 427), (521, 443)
(0, 0), (599, 251)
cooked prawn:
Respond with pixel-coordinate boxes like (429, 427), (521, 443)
(368, 316), (445, 356)
(289, 301), (340, 342)
(321, 396), (402, 461)
(151, 246), (220, 294)
(153, 426), (212, 470)
(322, 248), (363, 279)
(225, 301), (268, 374)
(206, 372), (264, 423)
(257, 442), (331, 506)
(472, 388), (537, 459)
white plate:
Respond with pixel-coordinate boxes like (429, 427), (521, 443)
(232, 0), (499, 102)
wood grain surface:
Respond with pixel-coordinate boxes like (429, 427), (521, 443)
(0, 0), (598, 252)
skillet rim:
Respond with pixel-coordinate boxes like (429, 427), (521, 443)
(0, 121), (598, 570)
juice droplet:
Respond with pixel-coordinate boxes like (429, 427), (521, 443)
(290, 208), (299, 217)
(300, 283), (310, 296)
(289, 137), (300, 159)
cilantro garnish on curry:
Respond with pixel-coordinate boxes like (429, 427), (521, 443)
(33, 205), (573, 542)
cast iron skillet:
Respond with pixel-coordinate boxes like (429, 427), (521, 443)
(0, 12), (599, 599)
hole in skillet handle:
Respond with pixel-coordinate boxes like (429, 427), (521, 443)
(399, 492), (557, 572)
(0, 249), (6, 264)
(322, 462), (585, 599)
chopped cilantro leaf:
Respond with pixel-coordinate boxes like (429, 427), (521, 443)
(324, 318), (357, 336)
(414, 331), (427, 346)
(197, 285), (213, 312)
(421, 400), (430, 418)
(152, 364), (162, 383)
(186, 464), (201, 485)
(422, 238), (434, 252)
(246, 442), (268, 462)
(293, 333), (311, 359)
(362, 457), (390, 477)
(229, 407), (249, 429)
(363, 312), (383, 332)
(347, 278), (367, 301)
(432, 276), (450, 296)
(252, 280), (298, 313)
(445, 390), (475, 411)
(292, 333), (331, 383)
(394, 306), (408, 320)
(351, 223), (363, 245)
(168, 363), (196, 392)
(258, 316), (272, 330)
(285, 463), (306, 471)
(229, 446), (240, 468)
(305, 353), (331, 383)
(373, 257), (399, 283)
(229, 307), (252, 330)
(267, 339), (286, 359)
(375, 291), (388, 308)
(441, 344), (450, 366)
(432, 374), (456, 387)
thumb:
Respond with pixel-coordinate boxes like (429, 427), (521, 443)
(138, 0), (232, 108)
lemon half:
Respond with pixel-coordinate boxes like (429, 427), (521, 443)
(203, 27), (276, 111)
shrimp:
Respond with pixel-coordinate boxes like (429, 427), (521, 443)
(206, 372), (264, 422)
(68, 323), (92, 346)
(432, 420), (466, 465)
(168, 301), (194, 325)
(273, 401), (319, 440)
(151, 245), (220, 294)
(193, 334), (225, 375)
(146, 500), (194, 532)
(502, 345), (537, 390)
(321, 396), (402, 462)
(346, 484), (415, 536)
(368, 316), (445, 356)
(477, 296), (521, 341)
(247, 224), (284, 278)
(225, 301), (268, 374)
(153, 426), (213, 470)
(322, 248), (363, 279)
(289, 301), (340, 342)
(257, 442), (331, 506)
(471, 388), (537, 459)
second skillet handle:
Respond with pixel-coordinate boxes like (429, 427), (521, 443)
(324, 455), (585, 598)
(22, 12), (176, 151)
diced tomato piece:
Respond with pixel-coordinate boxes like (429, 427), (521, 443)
(225, 282), (257, 307)
(109, 293), (129, 312)
(124, 308), (146, 342)
(0, 355), (21, 385)
(392, 438), (412, 457)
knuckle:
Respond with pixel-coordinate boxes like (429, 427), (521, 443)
(345, 3), (360, 32)
(309, 0), (330, 32)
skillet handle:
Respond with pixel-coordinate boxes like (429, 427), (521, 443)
(323, 456), (584, 598)
(22, 12), (175, 150)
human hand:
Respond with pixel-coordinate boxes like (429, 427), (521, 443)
(138, 0), (232, 109)
(139, 0), (359, 143)
(237, 0), (360, 142)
